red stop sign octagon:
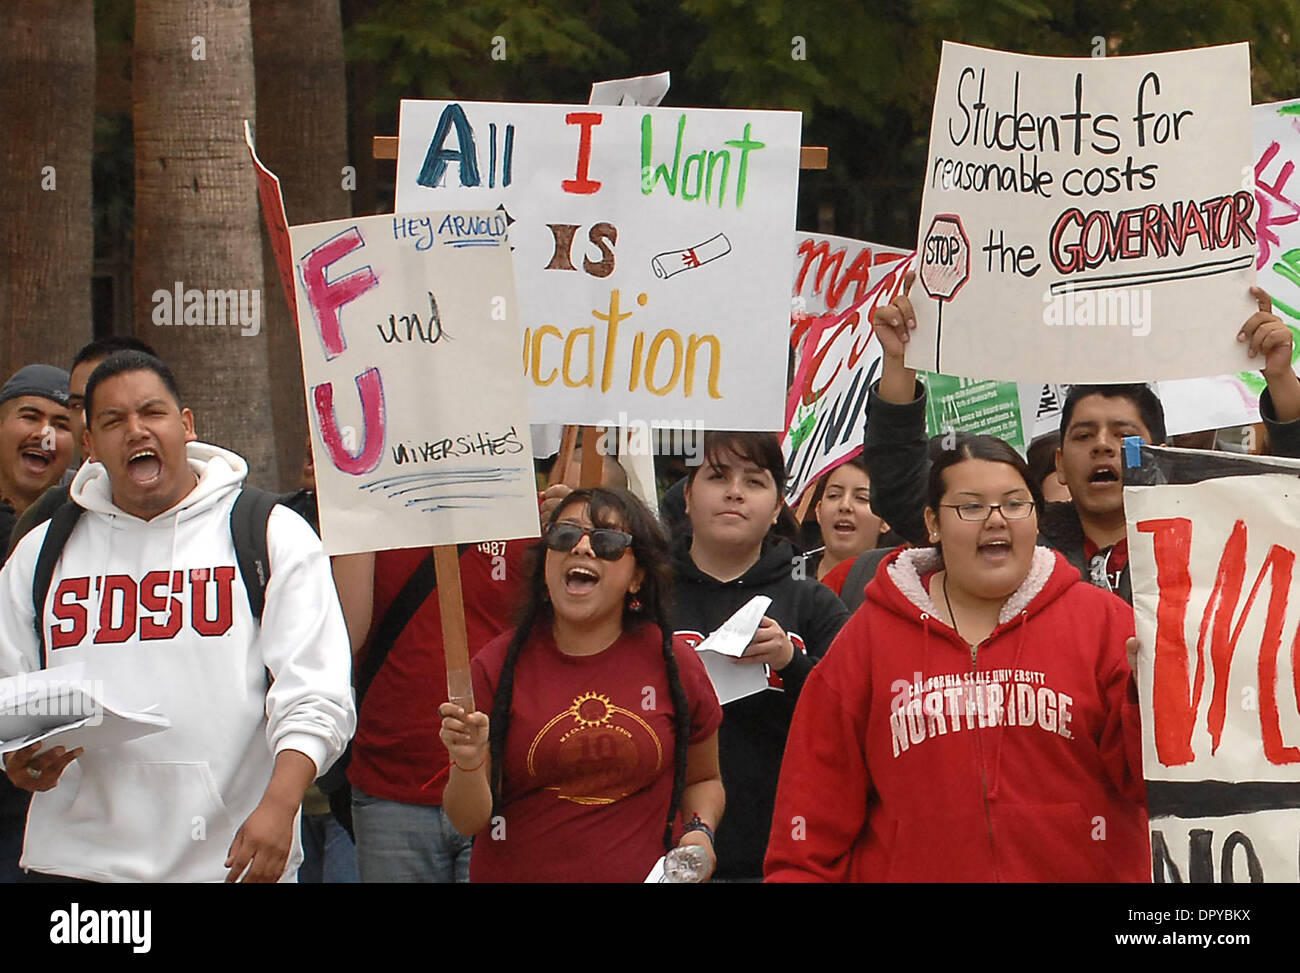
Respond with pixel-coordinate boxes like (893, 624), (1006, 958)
(920, 214), (970, 302)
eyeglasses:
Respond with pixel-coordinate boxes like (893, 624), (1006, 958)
(941, 500), (1036, 522)
(544, 523), (635, 560)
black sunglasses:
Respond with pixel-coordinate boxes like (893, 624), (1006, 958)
(544, 522), (635, 560)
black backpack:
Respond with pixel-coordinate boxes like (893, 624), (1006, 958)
(30, 487), (284, 666)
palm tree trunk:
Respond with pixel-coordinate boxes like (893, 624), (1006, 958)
(0, 0), (95, 378)
(133, 0), (277, 486)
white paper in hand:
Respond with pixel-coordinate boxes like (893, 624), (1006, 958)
(0, 666), (170, 755)
(694, 595), (772, 705)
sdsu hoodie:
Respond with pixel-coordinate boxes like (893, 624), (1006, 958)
(672, 539), (849, 879)
(0, 443), (355, 882)
(765, 545), (1148, 882)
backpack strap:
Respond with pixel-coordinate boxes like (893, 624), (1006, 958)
(32, 501), (86, 669)
(355, 542), (473, 705)
(230, 487), (281, 624)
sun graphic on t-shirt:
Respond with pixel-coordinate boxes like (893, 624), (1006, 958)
(571, 692), (614, 728)
(526, 690), (663, 804)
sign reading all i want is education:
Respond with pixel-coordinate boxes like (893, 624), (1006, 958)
(291, 211), (540, 557)
(394, 101), (802, 429)
(908, 42), (1257, 384)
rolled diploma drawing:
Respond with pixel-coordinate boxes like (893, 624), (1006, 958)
(651, 233), (732, 279)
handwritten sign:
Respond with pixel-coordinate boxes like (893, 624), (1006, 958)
(1128, 465), (1300, 881)
(243, 121), (297, 326)
(782, 234), (910, 501)
(923, 374), (1026, 452)
(394, 101), (801, 430)
(908, 42), (1256, 383)
(290, 211), (540, 556)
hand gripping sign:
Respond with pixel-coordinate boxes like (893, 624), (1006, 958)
(919, 214), (970, 373)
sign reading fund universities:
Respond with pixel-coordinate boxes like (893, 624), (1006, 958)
(907, 42), (1258, 383)
(1127, 458), (1300, 882)
(290, 211), (540, 556)
(394, 101), (802, 428)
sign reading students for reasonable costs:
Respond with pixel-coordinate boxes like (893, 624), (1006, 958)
(908, 42), (1257, 383)
(291, 211), (540, 556)
(394, 101), (802, 429)
(1127, 465), (1300, 882)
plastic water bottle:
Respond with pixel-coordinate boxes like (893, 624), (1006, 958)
(662, 844), (710, 883)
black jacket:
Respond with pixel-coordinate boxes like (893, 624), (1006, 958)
(671, 539), (848, 879)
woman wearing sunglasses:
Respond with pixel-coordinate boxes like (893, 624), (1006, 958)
(765, 434), (1148, 882)
(672, 431), (849, 881)
(438, 487), (724, 882)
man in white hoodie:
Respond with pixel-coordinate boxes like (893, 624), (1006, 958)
(0, 351), (355, 882)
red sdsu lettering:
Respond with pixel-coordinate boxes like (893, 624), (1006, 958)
(94, 575), (137, 644)
(50, 577), (90, 649)
(191, 567), (235, 636)
(139, 570), (184, 641)
(47, 567), (236, 649)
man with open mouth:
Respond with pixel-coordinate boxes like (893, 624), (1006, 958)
(0, 364), (74, 568)
(0, 350), (354, 883)
(864, 277), (1300, 605)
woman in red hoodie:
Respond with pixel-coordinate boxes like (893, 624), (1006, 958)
(765, 434), (1148, 882)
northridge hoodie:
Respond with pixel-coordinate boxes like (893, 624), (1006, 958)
(0, 443), (356, 882)
(765, 545), (1148, 882)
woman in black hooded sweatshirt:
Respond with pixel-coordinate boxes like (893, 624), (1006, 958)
(671, 431), (849, 880)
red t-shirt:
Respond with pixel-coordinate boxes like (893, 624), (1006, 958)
(348, 540), (529, 805)
(820, 558), (854, 596)
(468, 622), (723, 883)
(1082, 537), (1129, 594)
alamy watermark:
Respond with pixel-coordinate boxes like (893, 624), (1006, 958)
(151, 282), (261, 336)
(0, 673), (104, 727)
(594, 410), (704, 466)
(1042, 284), (1151, 337)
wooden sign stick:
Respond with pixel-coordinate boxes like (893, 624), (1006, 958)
(794, 483), (817, 523)
(550, 425), (580, 487)
(373, 137), (828, 169)
(579, 425), (604, 488)
(436, 545), (475, 714)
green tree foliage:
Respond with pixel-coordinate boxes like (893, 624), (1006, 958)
(683, 0), (1300, 244)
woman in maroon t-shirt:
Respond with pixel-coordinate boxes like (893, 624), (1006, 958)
(438, 487), (725, 882)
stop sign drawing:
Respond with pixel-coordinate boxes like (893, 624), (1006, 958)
(919, 213), (970, 372)
(920, 214), (970, 301)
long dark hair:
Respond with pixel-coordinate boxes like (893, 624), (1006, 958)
(687, 430), (801, 545)
(487, 487), (691, 852)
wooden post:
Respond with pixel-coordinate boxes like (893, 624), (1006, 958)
(550, 425), (580, 487)
(372, 136), (828, 168)
(579, 425), (604, 487)
(436, 545), (474, 713)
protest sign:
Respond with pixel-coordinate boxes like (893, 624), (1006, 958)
(1127, 448), (1300, 881)
(589, 72), (670, 107)
(243, 121), (297, 325)
(908, 42), (1256, 383)
(922, 374), (1026, 452)
(290, 211), (540, 556)
(394, 101), (801, 430)
(1109, 99), (1300, 436)
(1020, 382), (1068, 441)
(782, 236), (910, 500)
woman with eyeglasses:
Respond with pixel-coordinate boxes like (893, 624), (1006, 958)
(765, 433), (1148, 882)
(672, 431), (849, 881)
(437, 487), (724, 882)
